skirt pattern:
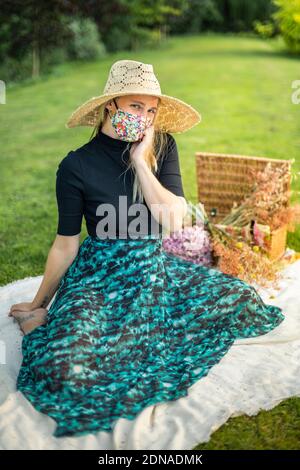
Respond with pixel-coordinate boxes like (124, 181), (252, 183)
(16, 234), (285, 437)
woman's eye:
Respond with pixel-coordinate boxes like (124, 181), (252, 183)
(131, 104), (156, 114)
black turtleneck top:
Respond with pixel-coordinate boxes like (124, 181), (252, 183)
(55, 130), (185, 238)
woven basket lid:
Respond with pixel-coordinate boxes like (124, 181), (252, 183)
(65, 60), (202, 134)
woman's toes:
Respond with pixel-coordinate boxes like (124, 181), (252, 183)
(10, 308), (48, 335)
(10, 310), (30, 321)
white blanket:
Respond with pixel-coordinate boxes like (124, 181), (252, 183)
(0, 260), (300, 450)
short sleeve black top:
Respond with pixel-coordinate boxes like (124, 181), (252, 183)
(55, 130), (185, 238)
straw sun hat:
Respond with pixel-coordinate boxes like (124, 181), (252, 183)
(65, 59), (201, 134)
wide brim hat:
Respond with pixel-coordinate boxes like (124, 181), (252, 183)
(65, 60), (201, 134)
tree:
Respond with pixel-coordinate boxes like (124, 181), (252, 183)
(0, 0), (73, 78)
(273, 0), (300, 54)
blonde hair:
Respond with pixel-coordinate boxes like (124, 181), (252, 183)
(88, 98), (169, 204)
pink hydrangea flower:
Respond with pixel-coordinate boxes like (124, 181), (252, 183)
(162, 222), (213, 267)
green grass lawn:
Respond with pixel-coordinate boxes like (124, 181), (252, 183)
(1, 33), (299, 449)
(193, 397), (300, 450)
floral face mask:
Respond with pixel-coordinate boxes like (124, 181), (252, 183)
(109, 98), (153, 142)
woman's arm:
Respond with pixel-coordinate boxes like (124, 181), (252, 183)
(9, 234), (80, 314)
(30, 234), (80, 309)
(9, 151), (84, 316)
(133, 160), (187, 232)
(130, 129), (188, 232)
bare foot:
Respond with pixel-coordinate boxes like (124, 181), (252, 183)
(10, 308), (48, 335)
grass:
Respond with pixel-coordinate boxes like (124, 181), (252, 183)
(1, 32), (299, 449)
(193, 397), (300, 450)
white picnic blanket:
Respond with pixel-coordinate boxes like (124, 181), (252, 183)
(0, 260), (300, 450)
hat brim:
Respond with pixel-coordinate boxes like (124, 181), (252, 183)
(65, 91), (201, 134)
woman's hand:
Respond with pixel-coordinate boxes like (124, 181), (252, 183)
(130, 125), (155, 167)
(8, 302), (34, 317)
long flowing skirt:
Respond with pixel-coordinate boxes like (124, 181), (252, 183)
(16, 234), (285, 438)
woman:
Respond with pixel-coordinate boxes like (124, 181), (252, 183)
(8, 60), (285, 438)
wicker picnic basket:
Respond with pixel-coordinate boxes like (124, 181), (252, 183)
(195, 152), (292, 261)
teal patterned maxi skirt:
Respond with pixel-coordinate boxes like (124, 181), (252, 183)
(16, 234), (285, 438)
